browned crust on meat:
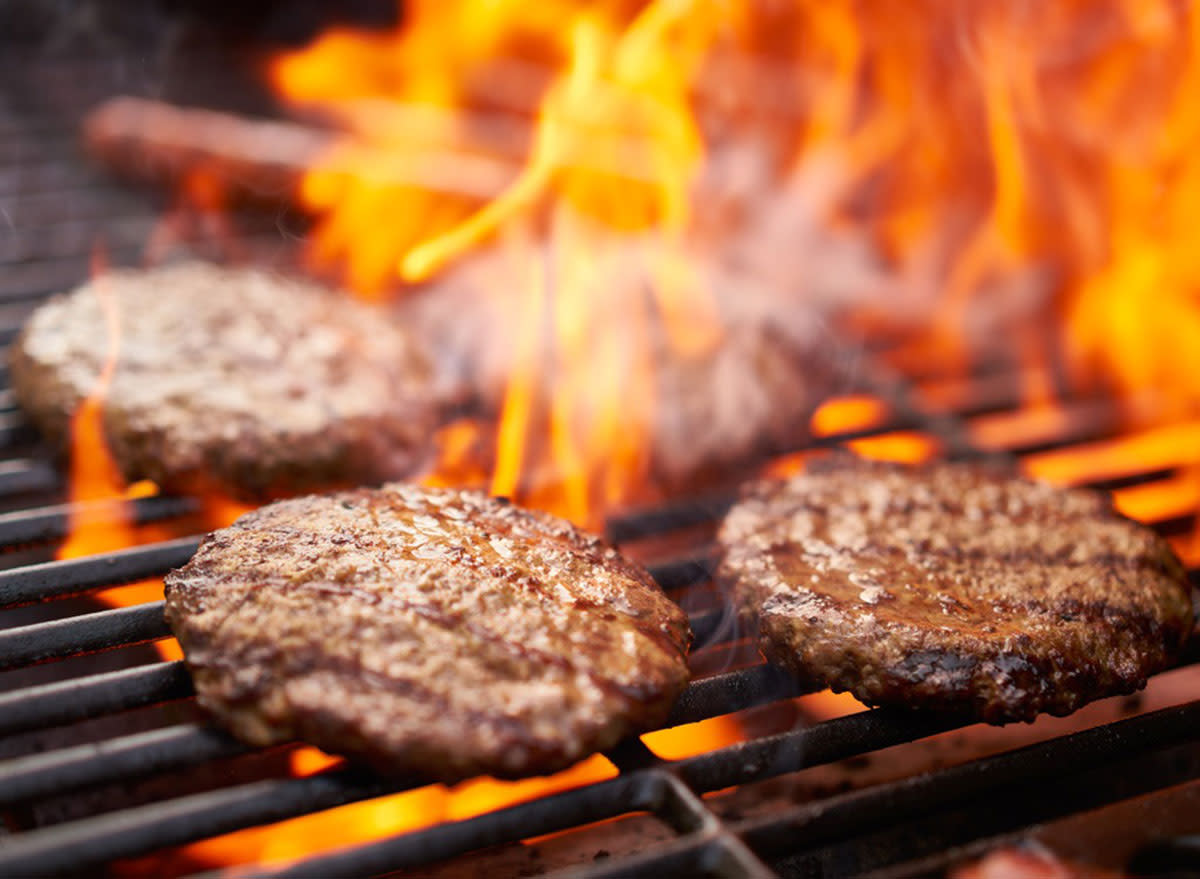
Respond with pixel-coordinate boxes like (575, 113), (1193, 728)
(164, 484), (691, 780)
(716, 457), (1194, 723)
(9, 262), (440, 500)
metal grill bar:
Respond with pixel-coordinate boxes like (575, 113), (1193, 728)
(666, 666), (798, 727)
(788, 744), (1200, 877)
(639, 554), (716, 592)
(0, 765), (407, 878)
(0, 458), (56, 496)
(676, 708), (964, 795)
(0, 722), (249, 808)
(549, 775), (776, 879)
(225, 709), (971, 879)
(0, 663), (798, 814)
(0, 537), (200, 606)
(256, 773), (660, 879)
(0, 601), (169, 668)
(737, 700), (1200, 862)
(680, 606), (730, 647)
(0, 661), (191, 738)
(0, 551), (718, 661)
(0, 495), (199, 548)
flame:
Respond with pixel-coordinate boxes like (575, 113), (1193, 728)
(58, 250), (256, 662)
(796, 689), (869, 723)
(271, 1), (741, 529)
(270, 3), (1200, 509)
(155, 753), (617, 872)
(55, 249), (179, 659)
(641, 715), (744, 760)
(809, 395), (890, 439)
(403, 1), (731, 527)
(420, 417), (494, 491)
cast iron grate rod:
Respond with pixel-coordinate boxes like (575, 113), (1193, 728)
(0, 722), (251, 809)
(0, 705), (970, 876)
(0, 660), (191, 738)
(245, 700), (1200, 879)
(0, 536), (201, 607)
(0, 601), (170, 669)
(0, 457), (57, 496)
(0, 660), (786, 743)
(0, 662), (804, 812)
(0, 494), (199, 549)
(735, 699), (1200, 862)
(553, 773), (777, 879)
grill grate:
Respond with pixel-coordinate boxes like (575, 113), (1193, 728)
(0, 363), (1197, 877)
(1, 22), (1199, 879)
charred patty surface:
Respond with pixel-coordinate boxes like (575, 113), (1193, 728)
(164, 484), (691, 780)
(716, 458), (1194, 723)
(11, 262), (439, 500)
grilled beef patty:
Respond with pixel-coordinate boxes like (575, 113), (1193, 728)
(717, 457), (1194, 723)
(164, 484), (691, 780)
(11, 262), (439, 500)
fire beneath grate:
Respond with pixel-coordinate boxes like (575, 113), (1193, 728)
(2, 10), (1200, 879)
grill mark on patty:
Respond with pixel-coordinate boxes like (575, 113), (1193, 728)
(355, 489), (686, 657)
(289, 579), (670, 705)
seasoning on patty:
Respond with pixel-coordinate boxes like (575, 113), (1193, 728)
(164, 484), (692, 780)
(11, 261), (439, 500)
(716, 457), (1193, 723)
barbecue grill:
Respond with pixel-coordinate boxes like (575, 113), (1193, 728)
(2, 7), (1199, 878)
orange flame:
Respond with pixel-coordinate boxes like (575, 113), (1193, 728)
(272, 1), (743, 529)
(58, 250), (256, 659)
(57, 248), (178, 658)
(151, 752), (617, 873)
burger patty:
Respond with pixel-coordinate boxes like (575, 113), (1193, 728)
(11, 262), (440, 500)
(716, 457), (1194, 723)
(164, 484), (692, 780)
